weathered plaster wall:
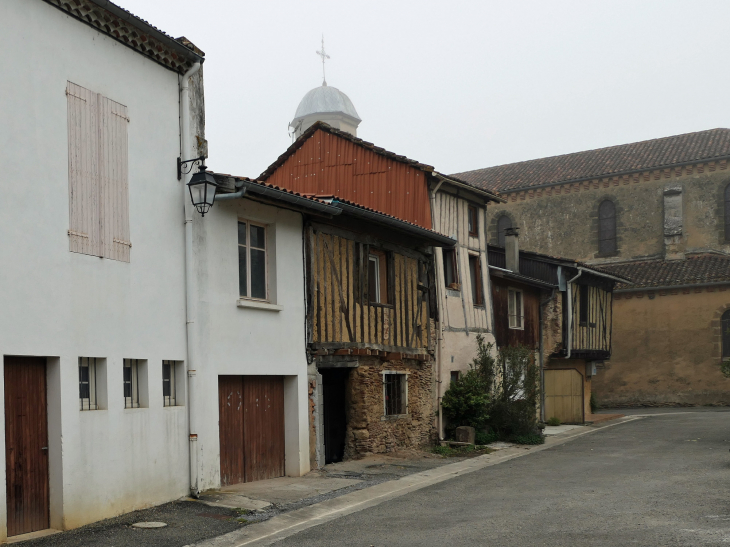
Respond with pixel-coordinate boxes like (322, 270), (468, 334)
(487, 167), (730, 263)
(593, 287), (730, 406)
(344, 358), (435, 457)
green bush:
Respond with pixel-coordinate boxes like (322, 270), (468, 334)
(590, 393), (598, 413)
(441, 368), (491, 434)
(546, 416), (561, 426)
(475, 431), (498, 445)
(721, 359), (730, 378)
(508, 433), (546, 445)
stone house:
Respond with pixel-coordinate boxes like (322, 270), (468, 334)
(452, 128), (730, 407)
(487, 231), (627, 423)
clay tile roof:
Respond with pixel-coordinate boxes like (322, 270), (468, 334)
(451, 128), (730, 193)
(259, 121), (434, 181)
(43, 0), (204, 73)
(598, 253), (730, 290)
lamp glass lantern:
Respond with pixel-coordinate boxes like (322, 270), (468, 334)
(187, 165), (218, 216)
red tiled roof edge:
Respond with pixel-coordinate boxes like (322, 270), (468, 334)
(258, 121), (435, 181)
(451, 128), (730, 194)
(43, 0), (203, 73)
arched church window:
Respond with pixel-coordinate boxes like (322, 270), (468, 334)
(497, 215), (512, 247)
(598, 200), (617, 254)
(722, 309), (730, 359)
(724, 184), (730, 242)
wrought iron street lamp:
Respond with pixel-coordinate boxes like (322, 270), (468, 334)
(179, 156), (219, 217)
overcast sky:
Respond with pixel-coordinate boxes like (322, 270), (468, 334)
(124, 0), (730, 178)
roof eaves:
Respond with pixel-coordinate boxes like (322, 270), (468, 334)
(432, 172), (505, 203)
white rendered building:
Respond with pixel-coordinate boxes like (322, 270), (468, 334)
(0, 0), (311, 539)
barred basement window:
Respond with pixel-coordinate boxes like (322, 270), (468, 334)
(79, 357), (98, 411)
(383, 372), (407, 416)
(162, 361), (176, 407)
(123, 359), (140, 409)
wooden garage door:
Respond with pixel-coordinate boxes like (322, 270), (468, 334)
(544, 369), (584, 424)
(4, 357), (49, 537)
(218, 376), (285, 486)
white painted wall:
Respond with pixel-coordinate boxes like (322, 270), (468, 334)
(191, 197), (311, 491)
(0, 0), (189, 535)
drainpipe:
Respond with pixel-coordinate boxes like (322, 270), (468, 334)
(565, 268), (584, 360)
(181, 61), (201, 498)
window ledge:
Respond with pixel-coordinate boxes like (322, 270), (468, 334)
(381, 413), (411, 422)
(237, 299), (283, 312)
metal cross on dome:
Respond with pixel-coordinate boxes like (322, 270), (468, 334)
(316, 35), (330, 86)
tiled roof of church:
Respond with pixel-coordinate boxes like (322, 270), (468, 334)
(451, 128), (730, 193)
(598, 253), (730, 290)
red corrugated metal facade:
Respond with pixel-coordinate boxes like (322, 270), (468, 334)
(263, 129), (433, 229)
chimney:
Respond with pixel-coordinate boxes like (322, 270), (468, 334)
(663, 184), (685, 260)
(505, 227), (520, 273)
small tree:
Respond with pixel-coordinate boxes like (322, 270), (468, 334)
(441, 369), (491, 435)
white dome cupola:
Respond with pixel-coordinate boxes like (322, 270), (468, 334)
(289, 38), (362, 138)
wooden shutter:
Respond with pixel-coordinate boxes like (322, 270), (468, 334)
(99, 96), (131, 262)
(66, 83), (130, 262)
(67, 82), (101, 256)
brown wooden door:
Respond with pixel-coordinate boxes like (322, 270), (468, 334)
(4, 357), (49, 537)
(218, 376), (285, 486)
(544, 369), (584, 424)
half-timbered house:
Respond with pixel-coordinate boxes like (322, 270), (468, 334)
(487, 229), (629, 423)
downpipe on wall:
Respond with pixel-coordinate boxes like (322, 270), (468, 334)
(181, 61), (201, 498)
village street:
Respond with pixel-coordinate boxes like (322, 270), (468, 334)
(255, 409), (730, 547)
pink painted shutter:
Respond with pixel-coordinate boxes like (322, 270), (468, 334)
(67, 82), (101, 256)
(98, 95), (130, 262)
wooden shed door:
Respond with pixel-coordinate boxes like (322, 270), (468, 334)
(218, 376), (285, 486)
(544, 369), (584, 424)
(4, 357), (49, 537)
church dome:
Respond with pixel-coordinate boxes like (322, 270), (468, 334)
(293, 84), (361, 123)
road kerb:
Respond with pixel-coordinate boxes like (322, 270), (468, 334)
(191, 416), (641, 547)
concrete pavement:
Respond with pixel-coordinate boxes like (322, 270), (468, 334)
(195, 410), (730, 546)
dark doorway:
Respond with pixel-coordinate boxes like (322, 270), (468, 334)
(218, 376), (285, 486)
(321, 368), (350, 464)
(4, 356), (49, 537)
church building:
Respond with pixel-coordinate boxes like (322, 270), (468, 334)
(452, 129), (730, 408)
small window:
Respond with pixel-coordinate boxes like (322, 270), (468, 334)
(238, 221), (267, 300)
(725, 184), (730, 242)
(468, 205), (478, 237)
(368, 250), (390, 304)
(443, 248), (458, 288)
(508, 288), (524, 330)
(468, 254), (484, 306)
(598, 200), (617, 254)
(722, 309), (730, 359)
(123, 359), (140, 409)
(79, 357), (98, 411)
(162, 361), (177, 407)
(579, 285), (589, 326)
(450, 371), (460, 385)
(497, 216), (512, 247)
(383, 373), (407, 416)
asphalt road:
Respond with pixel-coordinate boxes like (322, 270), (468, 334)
(273, 410), (730, 546)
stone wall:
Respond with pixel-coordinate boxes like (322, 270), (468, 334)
(486, 165), (730, 263)
(344, 357), (436, 458)
(593, 287), (730, 407)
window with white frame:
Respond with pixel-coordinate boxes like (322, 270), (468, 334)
(162, 360), (177, 407)
(238, 221), (267, 300)
(368, 249), (391, 304)
(123, 359), (140, 409)
(383, 372), (407, 416)
(508, 288), (524, 330)
(79, 357), (99, 411)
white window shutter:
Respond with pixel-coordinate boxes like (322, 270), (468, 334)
(98, 95), (130, 262)
(67, 82), (101, 256)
